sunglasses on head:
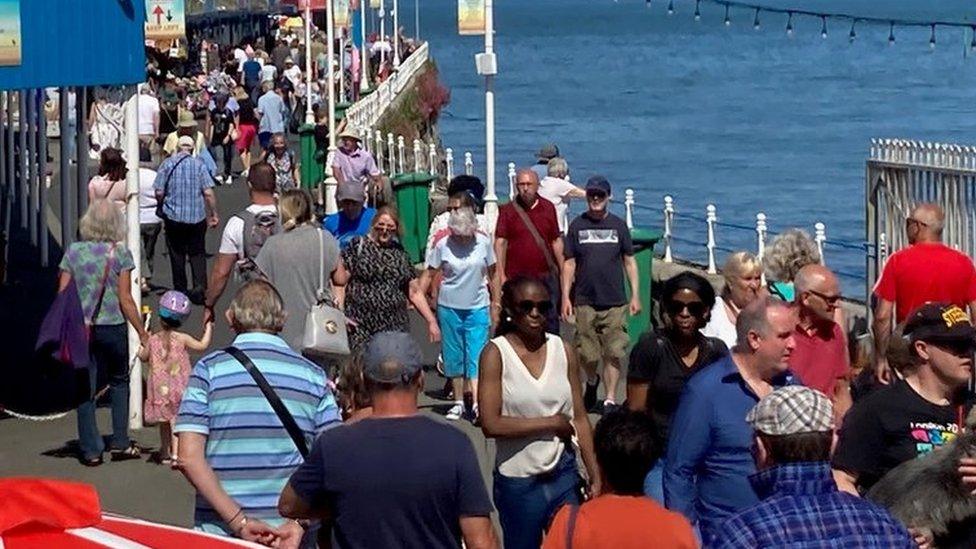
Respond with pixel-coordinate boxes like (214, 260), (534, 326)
(665, 300), (708, 318)
(514, 299), (552, 316)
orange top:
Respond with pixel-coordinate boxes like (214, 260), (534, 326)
(542, 494), (698, 549)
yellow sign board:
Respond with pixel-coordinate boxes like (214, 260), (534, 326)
(458, 0), (485, 36)
(146, 0), (186, 41)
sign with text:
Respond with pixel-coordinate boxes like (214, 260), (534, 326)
(334, 0), (350, 29)
(145, 0), (186, 40)
(0, 0), (21, 66)
(457, 0), (484, 36)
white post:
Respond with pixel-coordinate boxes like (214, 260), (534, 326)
(481, 0), (498, 227)
(756, 212), (768, 260)
(624, 189), (635, 229)
(706, 204), (717, 274)
(446, 148), (454, 180)
(879, 231), (888, 264)
(324, 0), (339, 214)
(428, 143), (437, 175)
(397, 135), (405, 174)
(465, 151), (473, 175)
(359, 0), (369, 94)
(387, 132), (396, 174)
(375, 129), (384, 169)
(392, 0), (401, 67)
(663, 195), (674, 263)
(814, 222), (826, 265)
(304, 1), (314, 124)
(124, 88), (143, 429)
(507, 162), (516, 198)
(338, 33), (346, 103)
(413, 138), (421, 172)
(379, 0), (386, 67)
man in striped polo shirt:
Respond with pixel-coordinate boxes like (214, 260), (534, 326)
(176, 280), (340, 545)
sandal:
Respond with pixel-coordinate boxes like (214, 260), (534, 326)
(80, 456), (103, 467)
(110, 443), (142, 462)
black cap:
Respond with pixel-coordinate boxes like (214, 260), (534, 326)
(447, 174), (484, 200)
(904, 302), (976, 344)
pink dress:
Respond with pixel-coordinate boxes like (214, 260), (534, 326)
(144, 333), (191, 423)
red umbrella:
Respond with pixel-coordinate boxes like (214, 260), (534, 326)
(0, 478), (265, 548)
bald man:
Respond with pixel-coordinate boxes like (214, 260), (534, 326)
(873, 203), (976, 383)
(789, 265), (852, 420)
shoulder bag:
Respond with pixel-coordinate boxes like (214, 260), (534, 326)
(302, 229), (351, 356)
(155, 153), (191, 222)
(511, 200), (559, 275)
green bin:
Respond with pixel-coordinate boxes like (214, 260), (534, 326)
(298, 124), (324, 192)
(392, 172), (436, 264)
(627, 228), (662, 346)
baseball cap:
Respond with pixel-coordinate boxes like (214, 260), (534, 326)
(746, 386), (834, 436)
(362, 331), (424, 384)
(585, 175), (611, 195)
(536, 143), (559, 161)
(904, 302), (976, 344)
(335, 182), (365, 204)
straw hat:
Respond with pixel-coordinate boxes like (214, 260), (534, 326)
(338, 127), (361, 142)
(177, 110), (197, 129)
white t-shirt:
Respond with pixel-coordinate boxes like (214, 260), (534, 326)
(702, 295), (738, 349)
(284, 66), (302, 89)
(219, 204), (279, 260)
(260, 64), (278, 83)
(137, 95), (160, 136)
(426, 231), (495, 311)
(233, 48), (247, 71)
(138, 168), (160, 225)
(538, 176), (577, 234)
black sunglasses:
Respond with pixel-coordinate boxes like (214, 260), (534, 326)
(665, 300), (708, 318)
(807, 289), (842, 305)
(586, 191), (607, 200)
(515, 299), (552, 316)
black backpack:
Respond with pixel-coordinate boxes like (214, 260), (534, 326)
(236, 209), (281, 280)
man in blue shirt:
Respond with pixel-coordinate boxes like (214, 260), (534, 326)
(664, 297), (799, 539)
(256, 81), (288, 150)
(706, 386), (914, 548)
(241, 51), (262, 102)
(323, 182), (376, 249)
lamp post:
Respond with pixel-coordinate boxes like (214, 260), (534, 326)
(360, 0), (369, 94)
(392, 0), (400, 67)
(414, 0), (419, 41)
(379, 0), (386, 67)
(479, 0), (498, 225)
(325, 0), (338, 213)
(304, 0), (314, 124)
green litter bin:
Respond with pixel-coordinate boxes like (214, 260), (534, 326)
(335, 101), (353, 121)
(392, 172), (436, 264)
(627, 228), (662, 346)
(297, 124), (324, 191)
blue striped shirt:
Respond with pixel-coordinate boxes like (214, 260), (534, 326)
(175, 332), (340, 535)
(154, 151), (214, 224)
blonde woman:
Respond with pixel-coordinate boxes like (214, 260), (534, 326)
(58, 200), (149, 466)
(702, 251), (763, 348)
(255, 189), (349, 351)
(341, 206), (439, 352)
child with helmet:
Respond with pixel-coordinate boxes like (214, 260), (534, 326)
(137, 290), (213, 465)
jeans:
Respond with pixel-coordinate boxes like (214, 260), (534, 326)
(140, 222), (161, 280)
(209, 142), (234, 177)
(643, 457), (665, 503)
(76, 324), (130, 459)
(164, 219), (208, 298)
(493, 450), (581, 549)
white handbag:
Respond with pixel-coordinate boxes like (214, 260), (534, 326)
(302, 230), (351, 356)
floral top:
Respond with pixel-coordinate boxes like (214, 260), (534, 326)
(342, 236), (417, 351)
(58, 242), (135, 326)
(269, 150), (296, 192)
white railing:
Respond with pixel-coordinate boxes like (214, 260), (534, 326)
(345, 41), (430, 132)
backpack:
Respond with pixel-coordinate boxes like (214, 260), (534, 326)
(236, 208), (281, 279)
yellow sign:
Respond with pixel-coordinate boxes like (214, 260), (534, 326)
(334, 0), (351, 29)
(0, 0), (21, 67)
(146, 0), (186, 41)
(458, 0), (485, 36)
(369, 0), (381, 8)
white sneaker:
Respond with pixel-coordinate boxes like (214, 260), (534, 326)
(446, 403), (464, 421)
(214, 174), (224, 185)
(241, 168), (249, 179)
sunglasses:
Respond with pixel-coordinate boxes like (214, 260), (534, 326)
(807, 289), (842, 305)
(586, 191), (607, 201)
(515, 299), (552, 316)
(665, 300), (708, 318)
(374, 225), (397, 233)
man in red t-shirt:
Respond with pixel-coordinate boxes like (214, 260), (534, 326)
(788, 265), (852, 421)
(873, 203), (976, 383)
(494, 169), (564, 332)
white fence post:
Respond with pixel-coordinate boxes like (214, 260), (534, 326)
(375, 130), (384, 173)
(387, 133), (396, 174)
(428, 143), (437, 175)
(446, 148), (455, 181)
(397, 136), (405, 174)
(879, 231), (888, 264)
(625, 189), (634, 229)
(413, 138), (422, 172)
(663, 195), (674, 263)
(756, 212), (768, 260)
(706, 204), (717, 274)
(814, 222), (826, 265)
(465, 151), (473, 175)
(507, 162), (516, 198)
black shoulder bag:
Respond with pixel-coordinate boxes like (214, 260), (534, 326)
(224, 346), (309, 457)
(155, 153), (191, 223)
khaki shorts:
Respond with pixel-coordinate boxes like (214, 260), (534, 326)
(574, 304), (630, 365)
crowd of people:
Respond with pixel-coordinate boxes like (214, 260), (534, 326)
(51, 85), (976, 548)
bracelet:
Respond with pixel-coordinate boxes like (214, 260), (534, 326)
(227, 508), (243, 525)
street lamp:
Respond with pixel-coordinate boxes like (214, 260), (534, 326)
(304, 0), (314, 124)
(478, 0), (497, 224)
(360, 0), (369, 94)
(324, 0), (339, 213)
(378, 0), (386, 67)
(392, 0), (400, 67)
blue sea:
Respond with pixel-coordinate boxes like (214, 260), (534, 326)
(402, 0), (976, 297)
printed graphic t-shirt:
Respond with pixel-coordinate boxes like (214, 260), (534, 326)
(564, 212), (633, 309)
(832, 379), (965, 492)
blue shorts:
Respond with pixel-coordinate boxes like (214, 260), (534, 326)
(258, 131), (273, 150)
(437, 305), (489, 379)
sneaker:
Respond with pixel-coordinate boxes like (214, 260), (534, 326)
(601, 400), (620, 415)
(446, 402), (464, 421)
(222, 174), (233, 185)
(584, 374), (601, 412)
(214, 174), (224, 185)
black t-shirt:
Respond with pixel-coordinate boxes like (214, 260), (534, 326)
(627, 330), (728, 444)
(832, 380), (966, 492)
(564, 212), (634, 309)
(237, 98), (258, 126)
(209, 107), (234, 145)
(288, 416), (493, 549)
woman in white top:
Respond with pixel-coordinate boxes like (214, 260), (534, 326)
(479, 276), (599, 549)
(702, 251), (763, 348)
(88, 148), (128, 212)
(538, 157), (585, 234)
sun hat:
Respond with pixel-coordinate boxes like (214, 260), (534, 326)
(177, 111), (197, 129)
(362, 332), (424, 384)
(338, 127), (361, 142)
(746, 386), (834, 436)
(158, 291), (191, 321)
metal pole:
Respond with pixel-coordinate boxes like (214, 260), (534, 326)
(27, 90), (37, 247)
(38, 94), (49, 267)
(339, 34), (345, 102)
(392, 0), (400, 67)
(0, 92), (6, 226)
(304, 1), (315, 125)
(6, 91), (14, 226)
(324, 0), (338, 214)
(379, 1), (386, 67)
(360, 0), (369, 94)
(18, 91), (27, 230)
(414, 0), (419, 41)
(1, 92), (10, 285)
(124, 86), (143, 430)
(59, 87), (73, 247)
(482, 0), (497, 225)
(76, 87), (89, 215)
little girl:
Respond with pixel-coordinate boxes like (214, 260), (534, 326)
(138, 290), (212, 465)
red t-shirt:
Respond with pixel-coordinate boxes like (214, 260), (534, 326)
(543, 495), (697, 549)
(788, 322), (849, 397)
(873, 242), (976, 322)
(495, 197), (560, 279)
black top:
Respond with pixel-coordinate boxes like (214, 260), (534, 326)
(564, 211), (634, 309)
(209, 107), (234, 145)
(832, 380), (967, 492)
(237, 98), (258, 126)
(628, 330), (728, 444)
(288, 416), (494, 549)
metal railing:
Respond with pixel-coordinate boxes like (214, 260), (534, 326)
(866, 138), (976, 299)
(344, 41), (429, 133)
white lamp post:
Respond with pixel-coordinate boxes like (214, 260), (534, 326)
(360, 0), (369, 94)
(478, 0), (498, 226)
(378, 0), (386, 67)
(304, 1), (314, 124)
(392, 0), (400, 67)
(325, 0), (339, 213)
